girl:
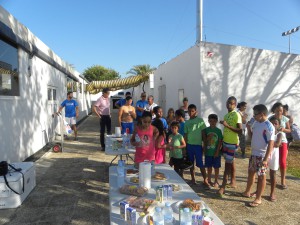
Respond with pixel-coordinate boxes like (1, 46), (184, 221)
(271, 102), (291, 189)
(269, 116), (283, 202)
(130, 111), (159, 167)
(151, 119), (166, 164)
(237, 101), (248, 158)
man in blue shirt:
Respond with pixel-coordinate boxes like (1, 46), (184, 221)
(57, 92), (79, 141)
(135, 92), (148, 123)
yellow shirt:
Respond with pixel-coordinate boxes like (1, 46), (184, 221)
(223, 110), (242, 144)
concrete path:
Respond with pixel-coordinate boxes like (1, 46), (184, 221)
(0, 115), (299, 225)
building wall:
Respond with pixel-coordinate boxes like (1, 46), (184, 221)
(0, 6), (91, 162)
(153, 42), (300, 124)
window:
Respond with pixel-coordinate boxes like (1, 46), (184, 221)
(48, 86), (57, 101)
(0, 38), (19, 96)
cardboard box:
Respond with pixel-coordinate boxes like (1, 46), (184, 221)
(0, 162), (36, 209)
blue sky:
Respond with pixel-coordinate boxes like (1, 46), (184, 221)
(1, 0), (300, 77)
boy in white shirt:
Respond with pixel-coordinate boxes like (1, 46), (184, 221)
(242, 104), (275, 207)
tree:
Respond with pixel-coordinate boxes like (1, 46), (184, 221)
(83, 65), (120, 82)
(127, 64), (156, 76)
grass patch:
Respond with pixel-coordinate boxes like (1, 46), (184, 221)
(286, 141), (300, 178)
(287, 167), (300, 177)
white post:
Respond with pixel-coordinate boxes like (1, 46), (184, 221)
(196, 0), (203, 44)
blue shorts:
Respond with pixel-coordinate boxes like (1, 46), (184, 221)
(121, 122), (134, 134)
(186, 144), (204, 168)
(223, 142), (238, 163)
(205, 156), (221, 168)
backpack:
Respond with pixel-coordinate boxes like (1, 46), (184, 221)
(291, 124), (300, 141)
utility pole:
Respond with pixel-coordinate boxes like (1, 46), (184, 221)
(282, 26), (300, 54)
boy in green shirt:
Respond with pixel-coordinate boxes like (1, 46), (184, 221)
(168, 121), (186, 177)
(202, 114), (223, 188)
(218, 96), (242, 197)
(184, 104), (210, 188)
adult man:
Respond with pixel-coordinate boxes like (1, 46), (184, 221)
(93, 88), (111, 151)
(57, 92), (79, 141)
(144, 95), (157, 119)
(115, 91), (133, 109)
(118, 96), (136, 134)
(135, 92), (148, 123)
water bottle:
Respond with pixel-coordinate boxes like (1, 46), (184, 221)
(162, 202), (173, 225)
(180, 208), (191, 225)
(151, 160), (155, 176)
(117, 160), (125, 177)
(153, 207), (164, 225)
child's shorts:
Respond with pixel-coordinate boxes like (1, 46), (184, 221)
(268, 148), (279, 171)
(121, 122), (134, 134)
(186, 144), (204, 168)
(249, 155), (268, 176)
(222, 142), (238, 163)
(205, 156), (221, 168)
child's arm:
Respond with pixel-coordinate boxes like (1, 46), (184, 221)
(220, 120), (242, 134)
(263, 140), (275, 167)
(202, 130), (207, 154)
(130, 128), (138, 146)
(156, 135), (167, 149)
(274, 133), (283, 148)
(214, 139), (223, 157)
(153, 126), (159, 140)
(246, 121), (253, 139)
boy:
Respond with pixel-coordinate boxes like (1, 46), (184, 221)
(153, 106), (168, 133)
(218, 96), (242, 196)
(242, 104), (275, 207)
(184, 104), (209, 188)
(175, 109), (185, 136)
(167, 121), (186, 177)
(202, 114), (223, 188)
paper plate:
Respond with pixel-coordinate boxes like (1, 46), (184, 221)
(174, 200), (204, 214)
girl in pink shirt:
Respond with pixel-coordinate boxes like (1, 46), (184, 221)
(131, 111), (159, 167)
(152, 119), (167, 164)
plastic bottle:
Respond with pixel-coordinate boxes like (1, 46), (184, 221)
(153, 207), (164, 225)
(151, 160), (155, 176)
(162, 202), (173, 225)
(180, 208), (192, 225)
(117, 160), (124, 177)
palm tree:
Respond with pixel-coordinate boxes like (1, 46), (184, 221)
(127, 64), (156, 92)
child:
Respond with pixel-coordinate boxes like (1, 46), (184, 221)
(167, 121), (186, 177)
(166, 108), (176, 128)
(153, 106), (168, 133)
(184, 104), (209, 187)
(130, 111), (159, 167)
(202, 114), (223, 188)
(268, 116), (283, 202)
(237, 101), (248, 158)
(218, 96), (242, 196)
(242, 104), (275, 207)
(175, 109), (185, 136)
(151, 119), (166, 164)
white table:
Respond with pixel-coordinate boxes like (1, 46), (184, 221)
(105, 135), (136, 166)
(109, 164), (224, 225)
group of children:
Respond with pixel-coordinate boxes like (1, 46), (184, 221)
(130, 96), (291, 207)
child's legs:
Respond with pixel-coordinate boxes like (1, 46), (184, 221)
(214, 168), (220, 183)
(244, 156), (258, 195)
(213, 156), (221, 183)
(205, 156), (214, 183)
(220, 162), (232, 189)
(279, 143), (288, 185)
(270, 169), (276, 198)
(255, 174), (266, 203)
(187, 144), (201, 182)
(223, 142), (238, 185)
(207, 167), (213, 183)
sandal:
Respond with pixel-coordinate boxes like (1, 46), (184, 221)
(281, 185), (288, 189)
(248, 201), (261, 207)
(269, 196), (277, 202)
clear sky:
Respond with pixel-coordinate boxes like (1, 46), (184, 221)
(1, 0), (300, 77)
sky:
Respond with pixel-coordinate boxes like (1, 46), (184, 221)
(1, 0), (300, 77)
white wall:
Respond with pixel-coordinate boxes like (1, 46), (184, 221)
(0, 6), (91, 162)
(153, 42), (300, 124)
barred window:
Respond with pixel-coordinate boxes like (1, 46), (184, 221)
(0, 38), (19, 96)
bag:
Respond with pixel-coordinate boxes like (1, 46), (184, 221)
(291, 124), (300, 141)
(0, 161), (8, 176)
(0, 162), (24, 195)
(63, 119), (73, 135)
(179, 156), (193, 170)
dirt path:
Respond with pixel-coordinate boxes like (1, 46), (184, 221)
(183, 152), (300, 225)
